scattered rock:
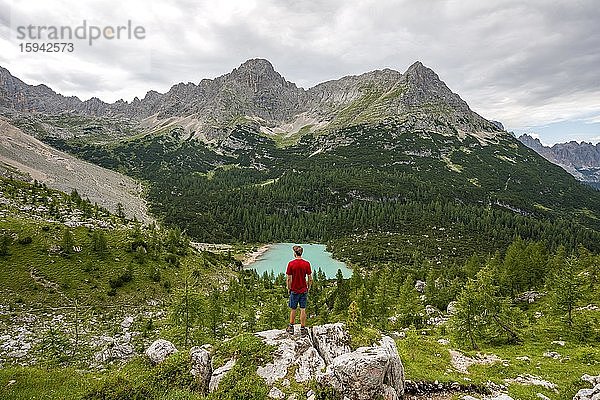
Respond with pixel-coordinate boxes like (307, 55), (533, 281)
(574, 384), (600, 400)
(145, 339), (177, 364)
(515, 291), (544, 303)
(438, 338), (450, 345)
(449, 350), (503, 374)
(551, 340), (565, 346)
(425, 305), (439, 315)
(543, 351), (561, 360)
(94, 343), (134, 363)
(120, 316), (134, 330)
(391, 331), (406, 339)
(536, 393), (550, 400)
(576, 304), (599, 311)
(415, 280), (426, 293)
(268, 387), (285, 399)
(515, 356), (531, 362)
(487, 395), (514, 400)
(209, 358), (235, 393)
(190, 346), (211, 392)
(505, 374), (557, 391)
(447, 301), (458, 315)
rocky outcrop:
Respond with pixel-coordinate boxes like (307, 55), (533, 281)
(574, 374), (600, 400)
(255, 329), (316, 385)
(140, 324), (404, 399)
(254, 323), (404, 400)
(145, 339), (178, 364)
(317, 335), (404, 400)
(94, 343), (134, 363)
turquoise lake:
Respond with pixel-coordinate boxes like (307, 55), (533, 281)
(247, 243), (352, 279)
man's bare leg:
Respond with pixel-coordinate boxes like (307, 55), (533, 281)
(300, 308), (307, 327)
(290, 308), (297, 325)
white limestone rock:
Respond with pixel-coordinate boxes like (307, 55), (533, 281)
(145, 339), (177, 364)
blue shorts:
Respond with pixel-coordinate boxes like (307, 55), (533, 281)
(289, 291), (307, 309)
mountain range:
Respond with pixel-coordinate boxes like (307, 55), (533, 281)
(0, 59), (499, 142)
(518, 134), (600, 186)
(1, 58), (600, 249)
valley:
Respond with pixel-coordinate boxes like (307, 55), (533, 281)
(1, 59), (599, 400)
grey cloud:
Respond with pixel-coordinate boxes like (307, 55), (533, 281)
(0, 0), (598, 133)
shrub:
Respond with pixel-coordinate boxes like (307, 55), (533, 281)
(150, 266), (162, 282)
(18, 236), (32, 245)
(109, 265), (134, 289)
(83, 375), (153, 400)
(165, 253), (179, 266)
(0, 233), (11, 256)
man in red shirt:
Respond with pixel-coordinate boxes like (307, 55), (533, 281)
(286, 245), (313, 336)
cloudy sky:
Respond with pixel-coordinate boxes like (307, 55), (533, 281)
(1, 0), (599, 145)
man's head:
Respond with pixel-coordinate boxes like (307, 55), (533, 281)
(293, 245), (303, 257)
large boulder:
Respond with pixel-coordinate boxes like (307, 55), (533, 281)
(145, 339), (177, 364)
(317, 335), (405, 400)
(190, 345), (212, 392)
(310, 323), (351, 364)
(94, 343), (134, 363)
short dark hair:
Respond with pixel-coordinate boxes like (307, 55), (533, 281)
(293, 245), (303, 256)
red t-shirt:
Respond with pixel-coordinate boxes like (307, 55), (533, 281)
(286, 258), (311, 294)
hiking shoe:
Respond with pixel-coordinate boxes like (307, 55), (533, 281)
(300, 327), (309, 337)
(286, 324), (294, 334)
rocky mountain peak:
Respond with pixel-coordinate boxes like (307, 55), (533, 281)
(518, 134), (544, 149)
(225, 58), (298, 93)
(399, 61), (472, 114)
(235, 58), (276, 74)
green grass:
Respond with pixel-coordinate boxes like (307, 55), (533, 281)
(0, 366), (100, 400)
(395, 313), (600, 400)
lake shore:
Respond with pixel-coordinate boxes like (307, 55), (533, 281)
(242, 244), (271, 267)
(243, 243), (352, 278)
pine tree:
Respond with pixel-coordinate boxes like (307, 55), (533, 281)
(396, 276), (425, 328)
(91, 230), (108, 254)
(347, 300), (361, 332)
(60, 229), (75, 254)
(549, 255), (583, 327)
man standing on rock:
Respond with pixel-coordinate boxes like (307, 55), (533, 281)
(286, 245), (313, 336)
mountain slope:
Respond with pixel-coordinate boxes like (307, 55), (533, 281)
(0, 119), (150, 221)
